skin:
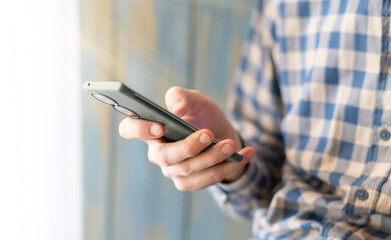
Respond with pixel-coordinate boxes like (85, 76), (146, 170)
(118, 86), (256, 191)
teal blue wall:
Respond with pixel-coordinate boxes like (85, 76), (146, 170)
(81, 1), (256, 239)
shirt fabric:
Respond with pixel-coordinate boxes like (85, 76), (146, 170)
(208, 1), (391, 239)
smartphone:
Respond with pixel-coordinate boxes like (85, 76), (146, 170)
(83, 81), (243, 162)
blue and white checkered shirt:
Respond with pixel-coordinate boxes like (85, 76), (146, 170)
(208, 1), (391, 239)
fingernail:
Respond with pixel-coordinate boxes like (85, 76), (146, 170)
(150, 124), (162, 136)
(222, 144), (234, 154)
(199, 133), (211, 144)
(171, 101), (184, 113)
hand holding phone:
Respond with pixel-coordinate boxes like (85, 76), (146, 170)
(84, 81), (255, 188)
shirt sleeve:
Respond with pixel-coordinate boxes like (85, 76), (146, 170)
(208, 0), (285, 221)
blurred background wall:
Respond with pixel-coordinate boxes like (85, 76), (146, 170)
(82, 0), (256, 239)
(0, 1), (81, 240)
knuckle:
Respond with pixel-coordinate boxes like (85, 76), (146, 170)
(147, 144), (157, 163)
(178, 163), (191, 176)
(149, 144), (172, 166)
(147, 151), (153, 162)
(161, 168), (171, 178)
(211, 170), (224, 183)
(147, 150), (158, 164)
(174, 179), (193, 191)
(183, 142), (197, 157)
(212, 154), (224, 164)
(157, 150), (170, 166)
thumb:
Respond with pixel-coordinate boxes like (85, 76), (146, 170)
(165, 86), (233, 139)
(165, 86), (207, 117)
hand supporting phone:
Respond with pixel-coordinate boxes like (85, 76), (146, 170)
(83, 81), (243, 162)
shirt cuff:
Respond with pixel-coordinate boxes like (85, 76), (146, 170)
(207, 158), (259, 220)
(217, 157), (257, 194)
(207, 157), (258, 205)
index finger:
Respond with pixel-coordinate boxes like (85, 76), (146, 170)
(119, 117), (165, 140)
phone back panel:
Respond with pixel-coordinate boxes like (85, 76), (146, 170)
(83, 81), (196, 142)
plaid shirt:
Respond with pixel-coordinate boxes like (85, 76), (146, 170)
(208, 1), (391, 239)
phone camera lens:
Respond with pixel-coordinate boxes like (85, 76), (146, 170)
(113, 105), (139, 119)
(91, 92), (117, 106)
(91, 92), (139, 118)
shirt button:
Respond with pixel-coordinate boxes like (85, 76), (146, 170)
(379, 129), (391, 141)
(356, 189), (369, 201)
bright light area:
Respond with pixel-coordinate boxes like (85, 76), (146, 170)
(0, 1), (82, 240)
